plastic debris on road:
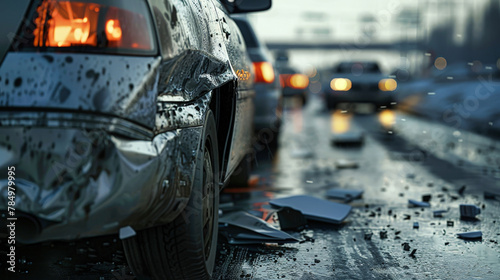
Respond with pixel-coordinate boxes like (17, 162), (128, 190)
(408, 199), (430, 208)
(457, 231), (482, 240)
(326, 188), (363, 202)
(119, 226), (136, 240)
(459, 204), (481, 219)
(218, 211), (299, 245)
(433, 209), (448, 217)
(276, 207), (308, 231)
(269, 195), (352, 224)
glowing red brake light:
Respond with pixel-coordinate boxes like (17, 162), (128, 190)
(279, 74), (309, 89)
(29, 0), (155, 53)
(253, 62), (275, 83)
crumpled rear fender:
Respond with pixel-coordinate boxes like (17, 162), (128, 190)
(0, 123), (202, 243)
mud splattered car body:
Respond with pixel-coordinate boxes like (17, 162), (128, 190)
(0, 0), (264, 247)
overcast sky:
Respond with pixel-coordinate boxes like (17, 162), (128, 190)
(246, 0), (485, 71)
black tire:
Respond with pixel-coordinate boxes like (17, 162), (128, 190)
(123, 111), (219, 280)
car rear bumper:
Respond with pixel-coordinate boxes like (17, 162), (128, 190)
(0, 114), (201, 243)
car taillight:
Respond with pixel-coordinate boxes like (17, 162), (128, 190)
(253, 62), (275, 83)
(280, 74), (309, 89)
(330, 78), (352, 91)
(378, 79), (397, 91)
(26, 0), (155, 54)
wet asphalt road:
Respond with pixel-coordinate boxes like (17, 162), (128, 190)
(3, 95), (500, 280)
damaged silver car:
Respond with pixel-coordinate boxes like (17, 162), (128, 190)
(0, 0), (271, 278)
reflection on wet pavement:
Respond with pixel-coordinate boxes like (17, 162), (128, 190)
(214, 95), (500, 280)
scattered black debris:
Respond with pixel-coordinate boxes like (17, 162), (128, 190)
(395, 231), (401, 235)
(459, 204), (481, 219)
(450, 195), (459, 201)
(457, 231), (482, 240)
(458, 185), (466, 195)
(380, 231), (388, 239)
(447, 221), (454, 227)
(445, 242), (450, 246)
(422, 194), (432, 202)
(276, 207), (307, 231)
(364, 232), (373, 241)
(413, 222), (419, 229)
(401, 242), (411, 251)
(368, 211), (376, 217)
(409, 249), (417, 258)
(314, 259), (321, 264)
(388, 210), (393, 215)
(403, 214), (411, 220)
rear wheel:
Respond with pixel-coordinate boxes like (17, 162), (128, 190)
(123, 111), (219, 280)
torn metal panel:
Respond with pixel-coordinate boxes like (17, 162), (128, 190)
(0, 53), (161, 128)
(156, 90), (212, 133)
(219, 211), (299, 244)
(0, 126), (201, 243)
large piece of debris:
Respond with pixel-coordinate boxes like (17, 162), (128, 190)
(219, 211), (299, 245)
(459, 204), (481, 219)
(269, 195), (352, 224)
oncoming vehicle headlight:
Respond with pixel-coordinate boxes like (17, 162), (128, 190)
(378, 78), (397, 91)
(330, 78), (352, 91)
(20, 0), (157, 55)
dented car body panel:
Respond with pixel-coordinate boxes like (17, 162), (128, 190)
(0, 0), (255, 243)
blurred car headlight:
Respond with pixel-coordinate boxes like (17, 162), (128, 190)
(378, 79), (397, 91)
(253, 61), (275, 83)
(330, 78), (352, 91)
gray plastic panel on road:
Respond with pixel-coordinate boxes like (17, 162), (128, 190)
(269, 195), (352, 224)
(457, 231), (482, 239)
(408, 199), (430, 208)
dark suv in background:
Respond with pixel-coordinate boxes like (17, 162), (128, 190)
(232, 15), (282, 147)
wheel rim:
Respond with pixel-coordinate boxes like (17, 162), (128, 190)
(202, 145), (215, 260)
